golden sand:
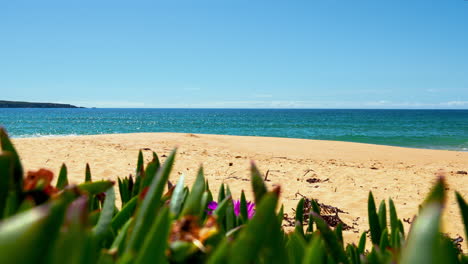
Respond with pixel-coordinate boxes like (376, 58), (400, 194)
(12, 133), (468, 247)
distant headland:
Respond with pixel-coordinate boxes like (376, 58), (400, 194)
(0, 100), (83, 108)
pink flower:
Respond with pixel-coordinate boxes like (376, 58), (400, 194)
(207, 200), (255, 219)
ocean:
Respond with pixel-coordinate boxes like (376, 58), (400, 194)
(0, 108), (467, 151)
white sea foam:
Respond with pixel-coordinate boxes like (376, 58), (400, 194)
(13, 133), (80, 139)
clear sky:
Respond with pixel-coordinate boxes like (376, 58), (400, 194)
(1, 0), (467, 109)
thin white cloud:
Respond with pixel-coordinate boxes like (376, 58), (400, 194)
(66, 101), (148, 108)
(253, 94), (273, 98)
(58, 99), (468, 109)
(363, 100), (468, 108)
(440, 101), (468, 107)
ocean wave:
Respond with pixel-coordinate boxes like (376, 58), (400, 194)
(12, 133), (80, 138)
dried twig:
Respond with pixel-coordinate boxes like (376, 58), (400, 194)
(283, 192), (353, 230)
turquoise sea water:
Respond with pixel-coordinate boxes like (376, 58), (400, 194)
(0, 108), (467, 151)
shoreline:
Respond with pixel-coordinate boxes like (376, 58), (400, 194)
(9, 131), (468, 152)
(11, 132), (468, 248)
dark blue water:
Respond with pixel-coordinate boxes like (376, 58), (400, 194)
(1, 108), (467, 151)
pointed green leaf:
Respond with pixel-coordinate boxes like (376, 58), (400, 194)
(200, 191), (210, 220)
(287, 232), (306, 264)
(302, 235), (325, 264)
(335, 223), (343, 245)
(213, 196), (231, 220)
(228, 191), (280, 264)
(422, 176), (446, 208)
(132, 175), (141, 199)
(312, 212), (349, 264)
(181, 167), (205, 216)
(226, 199), (235, 231)
(152, 151), (160, 167)
(135, 207), (170, 264)
(169, 175), (185, 217)
(398, 219), (405, 236)
(93, 187), (115, 242)
(250, 162), (267, 204)
(124, 149), (176, 253)
(218, 184), (225, 203)
(137, 150), (144, 173)
(85, 163), (92, 182)
(110, 218), (133, 255)
(56, 163), (68, 189)
(240, 190), (248, 222)
(263, 214), (289, 264)
(111, 196), (137, 232)
(48, 197), (88, 264)
(379, 228), (389, 250)
(206, 238), (230, 264)
(78, 181), (114, 195)
(358, 231), (367, 254)
(295, 198), (305, 237)
(311, 199), (321, 215)
(0, 128), (23, 195)
(0, 153), (13, 218)
(400, 204), (442, 264)
(0, 196), (70, 264)
(346, 244), (360, 264)
(389, 198), (398, 237)
(391, 226), (403, 250)
(368, 191), (381, 245)
(378, 200), (387, 231)
(118, 178), (126, 205)
(140, 160), (157, 192)
(225, 185), (232, 197)
(455, 192), (468, 250)
(278, 204), (285, 229)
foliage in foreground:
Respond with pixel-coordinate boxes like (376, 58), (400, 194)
(0, 127), (468, 264)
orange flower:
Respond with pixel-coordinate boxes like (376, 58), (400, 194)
(24, 169), (58, 195)
(169, 215), (219, 249)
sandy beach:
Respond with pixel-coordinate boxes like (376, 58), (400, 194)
(12, 133), (468, 247)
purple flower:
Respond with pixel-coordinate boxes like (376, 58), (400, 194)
(233, 200), (256, 219)
(207, 201), (218, 212)
(206, 200), (255, 219)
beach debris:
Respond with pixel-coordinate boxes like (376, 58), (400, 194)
(306, 177), (329, 184)
(264, 170), (270, 181)
(306, 177), (320, 183)
(456, 170), (467, 175)
(283, 192), (352, 230)
(142, 147), (151, 151)
(228, 162), (233, 166)
(403, 217), (413, 224)
(235, 155), (242, 158)
(226, 174), (249, 182)
(370, 166), (379, 170)
(303, 169), (315, 177)
(167, 180), (174, 190)
(449, 235), (464, 253)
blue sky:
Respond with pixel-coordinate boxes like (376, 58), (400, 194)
(1, 0), (467, 109)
